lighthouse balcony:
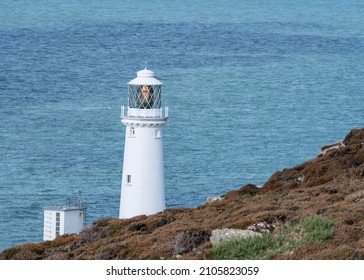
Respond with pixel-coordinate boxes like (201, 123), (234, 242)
(121, 106), (168, 119)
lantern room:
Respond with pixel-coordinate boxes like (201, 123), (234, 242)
(127, 68), (162, 109)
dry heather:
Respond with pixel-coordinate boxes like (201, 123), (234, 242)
(1, 128), (364, 260)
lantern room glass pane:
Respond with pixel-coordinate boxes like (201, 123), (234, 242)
(128, 85), (162, 109)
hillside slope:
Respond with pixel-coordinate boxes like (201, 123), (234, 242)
(1, 128), (364, 260)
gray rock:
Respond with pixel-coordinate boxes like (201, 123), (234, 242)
(247, 225), (256, 231)
(248, 222), (275, 233)
(206, 196), (223, 204)
(210, 229), (262, 246)
(319, 141), (345, 156)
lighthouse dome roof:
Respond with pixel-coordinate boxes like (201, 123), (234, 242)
(128, 68), (162, 85)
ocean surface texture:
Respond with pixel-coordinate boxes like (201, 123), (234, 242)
(0, 0), (363, 251)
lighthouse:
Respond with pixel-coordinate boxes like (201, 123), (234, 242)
(119, 68), (168, 218)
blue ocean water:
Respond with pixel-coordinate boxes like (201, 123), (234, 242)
(0, 0), (363, 251)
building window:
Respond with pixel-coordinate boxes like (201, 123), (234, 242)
(127, 175), (132, 184)
(55, 212), (60, 236)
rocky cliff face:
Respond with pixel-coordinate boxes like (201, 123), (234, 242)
(1, 128), (364, 260)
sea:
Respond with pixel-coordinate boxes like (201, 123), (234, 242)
(0, 0), (363, 251)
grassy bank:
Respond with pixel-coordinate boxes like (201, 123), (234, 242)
(213, 216), (334, 260)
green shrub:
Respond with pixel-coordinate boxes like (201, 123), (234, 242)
(213, 216), (334, 260)
(212, 234), (277, 260)
(109, 222), (124, 236)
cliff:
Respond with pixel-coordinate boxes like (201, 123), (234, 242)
(1, 128), (364, 260)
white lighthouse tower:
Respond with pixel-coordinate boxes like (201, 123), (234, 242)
(119, 68), (168, 218)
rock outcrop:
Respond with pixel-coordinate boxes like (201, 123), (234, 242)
(210, 229), (262, 246)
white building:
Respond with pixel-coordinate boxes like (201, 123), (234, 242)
(43, 197), (86, 241)
(119, 68), (168, 218)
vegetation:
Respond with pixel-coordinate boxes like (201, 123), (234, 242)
(213, 216), (334, 260)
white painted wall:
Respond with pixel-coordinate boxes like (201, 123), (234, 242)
(43, 207), (85, 241)
(119, 120), (166, 218)
(43, 210), (55, 241)
(64, 209), (84, 234)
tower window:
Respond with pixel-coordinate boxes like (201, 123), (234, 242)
(130, 127), (136, 137)
(127, 175), (132, 184)
(154, 129), (161, 138)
